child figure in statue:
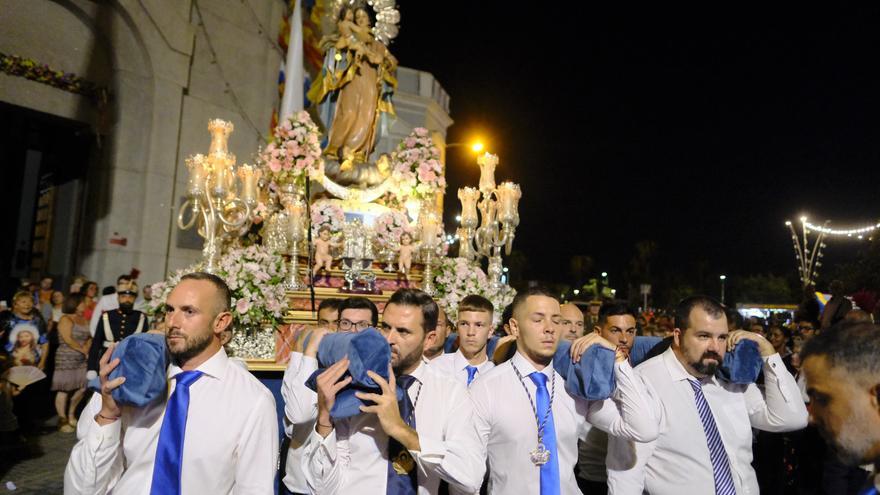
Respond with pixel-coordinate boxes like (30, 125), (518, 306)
(312, 227), (340, 276)
(397, 232), (416, 276)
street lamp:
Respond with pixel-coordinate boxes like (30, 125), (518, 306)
(719, 275), (727, 304)
(446, 140), (486, 152)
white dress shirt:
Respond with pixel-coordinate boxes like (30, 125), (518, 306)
(302, 362), (485, 494)
(281, 351), (320, 493)
(470, 351), (658, 495)
(607, 347), (809, 495)
(428, 349), (494, 387)
(89, 293), (119, 337)
(64, 348), (279, 494)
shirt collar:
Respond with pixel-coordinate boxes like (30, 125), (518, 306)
(168, 347), (228, 381)
(454, 349), (487, 371)
(408, 361), (427, 384)
(511, 350), (554, 380)
(662, 346), (718, 385)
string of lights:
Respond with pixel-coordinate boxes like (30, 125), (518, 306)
(802, 219), (880, 238)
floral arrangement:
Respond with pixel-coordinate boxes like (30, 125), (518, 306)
(217, 245), (288, 328)
(148, 245), (288, 328)
(390, 127), (446, 201)
(0, 52), (105, 103)
(258, 111), (323, 187)
(432, 257), (516, 325)
(374, 210), (415, 248)
(310, 200), (345, 238)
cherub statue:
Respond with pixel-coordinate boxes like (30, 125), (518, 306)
(312, 226), (341, 276)
(397, 231), (417, 276)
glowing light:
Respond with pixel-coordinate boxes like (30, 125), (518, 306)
(471, 141), (485, 153)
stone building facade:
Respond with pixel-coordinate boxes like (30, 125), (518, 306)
(0, 0), (451, 288)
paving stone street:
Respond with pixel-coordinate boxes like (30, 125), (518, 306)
(1, 424), (76, 494)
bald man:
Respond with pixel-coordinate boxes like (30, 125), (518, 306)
(560, 303), (586, 342)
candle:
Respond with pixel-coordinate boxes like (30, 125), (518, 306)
(477, 152), (498, 193)
(238, 164), (258, 203)
(421, 214), (438, 247)
(186, 154), (207, 195)
(496, 182), (521, 225)
(287, 199), (304, 233)
(458, 187), (480, 228)
(213, 158), (228, 195)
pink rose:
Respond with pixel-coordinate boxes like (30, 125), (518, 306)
(414, 127), (428, 137)
(236, 298), (251, 314)
(268, 159), (282, 172)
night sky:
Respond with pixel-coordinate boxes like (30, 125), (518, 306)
(392, 4), (880, 288)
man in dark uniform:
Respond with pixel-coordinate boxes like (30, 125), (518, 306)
(86, 281), (149, 377)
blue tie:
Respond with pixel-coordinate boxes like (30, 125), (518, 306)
(529, 372), (560, 495)
(689, 379), (736, 495)
(150, 370), (203, 495)
(387, 374), (418, 494)
(465, 365), (478, 386)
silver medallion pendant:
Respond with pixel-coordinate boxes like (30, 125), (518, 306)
(530, 443), (551, 466)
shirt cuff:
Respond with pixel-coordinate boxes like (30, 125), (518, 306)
(85, 416), (122, 452)
(310, 427), (338, 463)
(301, 356), (318, 373)
(409, 435), (444, 476)
(763, 353), (784, 373)
(762, 353), (792, 401)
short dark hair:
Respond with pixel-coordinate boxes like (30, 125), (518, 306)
(459, 294), (494, 315)
(598, 300), (637, 325)
(102, 285), (116, 296)
(510, 286), (558, 318)
(674, 295), (726, 332)
(801, 321), (880, 382)
(339, 297), (379, 326)
(117, 274), (132, 284)
(387, 288), (438, 333)
(179, 272), (231, 313)
(496, 303), (513, 334)
(62, 293), (86, 315)
(725, 306), (744, 329)
(318, 298), (344, 315)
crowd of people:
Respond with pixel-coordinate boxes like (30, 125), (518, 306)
(2, 270), (879, 494)
(0, 274), (155, 460)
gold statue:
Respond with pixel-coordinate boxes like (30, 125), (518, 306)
(309, 2), (397, 185)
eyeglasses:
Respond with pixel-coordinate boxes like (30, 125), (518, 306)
(338, 319), (372, 331)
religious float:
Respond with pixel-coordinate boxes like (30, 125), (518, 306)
(150, 0), (518, 370)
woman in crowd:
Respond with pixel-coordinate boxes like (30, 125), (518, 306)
(51, 293), (90, 433)
(80, 282), (98, 320)
(41, 291), (64, 332)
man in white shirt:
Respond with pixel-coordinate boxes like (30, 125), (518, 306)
(304, 288), (484, 494)
(88, 274), (132, 337)
(576, 300), (639, 494)
(65, 272), (279, 495)
(470, 287), (659, 495)
(560, 303), (586, 342)
(281, 297), (376, 495)
(607, 295), (808, 495)
(430, 295), (495, 386)
(800, 321), (880, 495)
(280, 297), (342, 495)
